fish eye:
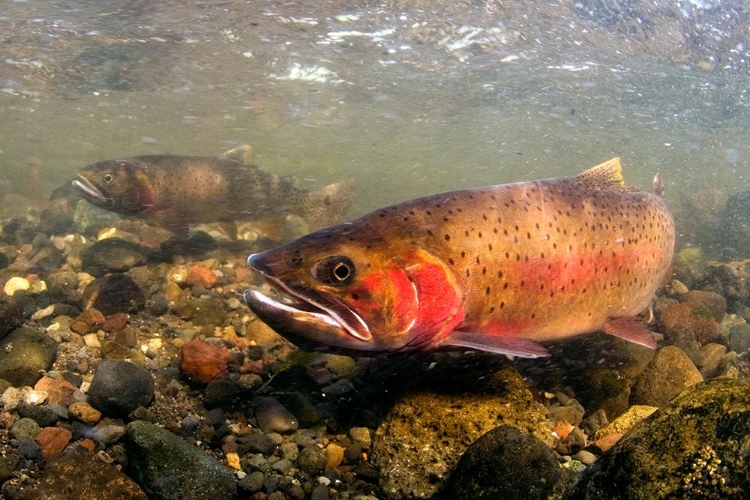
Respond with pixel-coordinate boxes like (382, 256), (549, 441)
(313, 256), (355, 285)
(103, 173), (114, 184)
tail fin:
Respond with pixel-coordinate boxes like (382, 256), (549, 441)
(298, 179), (355, 230)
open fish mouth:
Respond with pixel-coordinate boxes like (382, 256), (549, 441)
(72, 176), (113, 206)
(243, 259), (372, 346)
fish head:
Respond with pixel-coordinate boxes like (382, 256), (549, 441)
(72, 158), (157, 215)
(244, 226), (465, 354)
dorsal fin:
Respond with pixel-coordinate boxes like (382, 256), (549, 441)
(219, 144), (253, 164)
(575, 157), (624, 190)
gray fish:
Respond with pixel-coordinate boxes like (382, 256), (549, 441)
(73, 145), (354, 237)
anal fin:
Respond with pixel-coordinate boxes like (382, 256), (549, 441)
(439, 331), (550, 358)
(601, 316), (657, 349)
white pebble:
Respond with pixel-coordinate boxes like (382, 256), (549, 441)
(4, 277), (29, 296)
(31, 304), (56, 321)
(83, 333), (102, 348)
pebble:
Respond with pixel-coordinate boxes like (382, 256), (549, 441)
(238, 470), (265, 493)
(348, 427), (371, 449)
(297, 447), (328, 476)
(226, 452), (242, 470)
(0, 327), (58, 387)
(35, 374), (77, 406)
(446, 425), (564, 500)
(631, 346), (704, 407)
(35, 426), (72, 458)
(68, 401), (102, 424)
(728, 323), (750, 352)
(324, 444), (345, 472)
(33, 453), (148, 499)
(179, 338), (230, 383)
(4, 276), (30, 296)
(81, 237), (149, 275)
(572, 450), (598, 466)
(254, 396), (299, 434)
(91, 424), (127, 446)
(88, 359), (155, 417)
(17, 438), (42, 459)
(17, 401), (57, 427)
(126, 420), (237, 499)
(593, 405), (658, 441)
(10, 417), (41, 441)
(187, 265), (218, 289)
(82, 273), (146, 315)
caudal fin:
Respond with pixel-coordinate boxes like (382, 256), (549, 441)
(298, 179), (355, 230)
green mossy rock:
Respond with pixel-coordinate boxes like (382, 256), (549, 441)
(568, 377), (750, 500)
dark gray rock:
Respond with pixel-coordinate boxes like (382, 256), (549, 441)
(126, 420), (237, 500)
(16, 438), (41, 460)
(0, 454), (19, 483)
(237, 471), (264, 493)
(446, 425), (564, 500)
(204, 379), (240, 409)
(728, 324), (750, 353)
(17, 402), (57, 427)
(297, 447), (327, 476)
(279, 391), (321, 427)
(88, 359), (154, 417)
(82, 273), (145, 315)
(81, 238), (149, 276)
(0, 327), (58, 386)
(10, 417), (41, 441)
(567, 378), (750, 499)
(254, 396), (299, 434)
(45, 270), (80, 302)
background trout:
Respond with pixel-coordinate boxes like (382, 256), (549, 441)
(72, 145), (354, 238)
(244, 158), (675, 357)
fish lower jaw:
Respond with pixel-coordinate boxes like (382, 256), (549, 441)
(72, 178), (109, 204)
(244, 289), (342, 329)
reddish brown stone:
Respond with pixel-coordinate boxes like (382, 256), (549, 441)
(234, 266), (255, 285)
(187, 265), (218, 289)
(36, 427), (73, 458)
(180, 339), (230, 383)
(34, 375), (78, 406)
(591, 433), (621, 453)
(660, 301), (720, 344)
(71, 308), (106, 334)
(102, 312), (129, 333)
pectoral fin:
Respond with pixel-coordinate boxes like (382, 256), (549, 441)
(439, 331), (550, 358)
(601, 316), (657, 349)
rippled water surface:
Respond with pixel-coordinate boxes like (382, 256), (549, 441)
(1, 0), (749, 244)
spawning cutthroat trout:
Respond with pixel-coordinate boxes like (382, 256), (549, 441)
(243, 158), (674, 358)
(72, 145), (354, 238)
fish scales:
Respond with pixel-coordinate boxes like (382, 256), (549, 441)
(243, 158), (675, 357)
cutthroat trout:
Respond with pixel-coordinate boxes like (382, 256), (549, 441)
(244, 158), (674, 358)
(72, 145), (354, 237)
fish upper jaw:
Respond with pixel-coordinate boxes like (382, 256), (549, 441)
(72, 176), (112, 207)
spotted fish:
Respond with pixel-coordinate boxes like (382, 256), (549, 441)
(73, 145), (354, 238)
(243, 158), (675, 357)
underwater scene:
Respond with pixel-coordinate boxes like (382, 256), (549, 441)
(1, 0), (750, 499)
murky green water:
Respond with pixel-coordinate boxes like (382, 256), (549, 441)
(1, 0), (749, 244)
